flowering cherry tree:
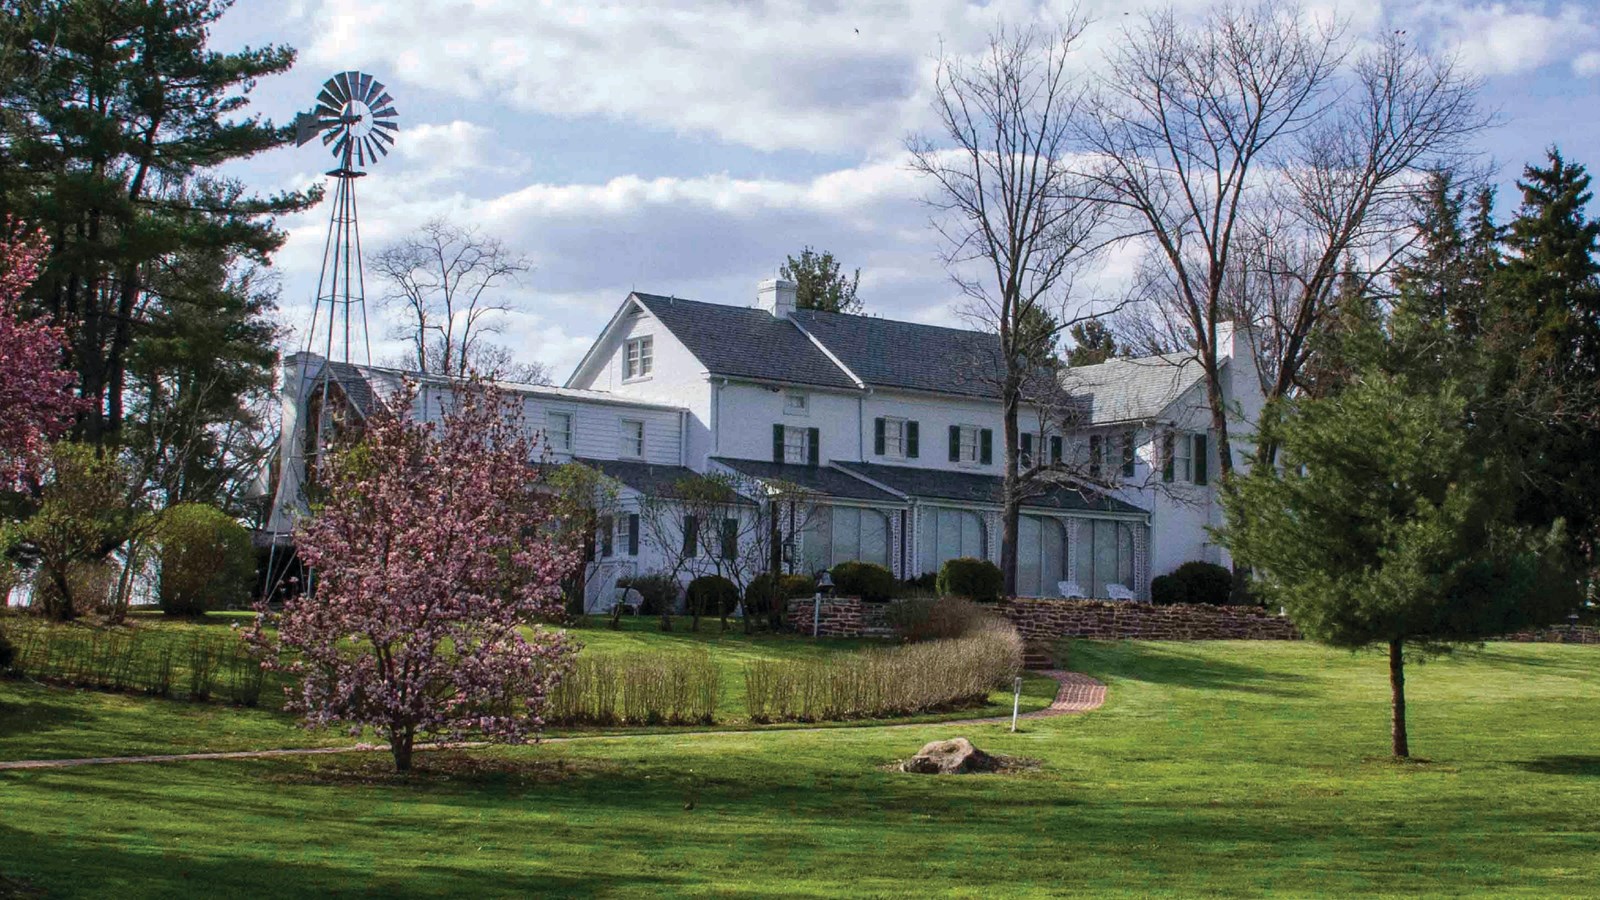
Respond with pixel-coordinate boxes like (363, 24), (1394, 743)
(251, 380), (579, 772)
(0, 221), (78, 487)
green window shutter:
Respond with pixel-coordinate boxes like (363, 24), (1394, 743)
(1019, 432), (1033, 464)
(1050, 435), (1062, 464)
(1089, 434), (1102, 477)
(807, 427), (820, 465)
(1193, 433), (1209, 485)
(980, 429), (993, 465)
(906, 421), (919, 458)
(772, 424), (784, 463)
(1162, 431), (1175, 483)
(682, 514), (698, 556)
(949, 426), (960, 462)
(627, 514), (639, 555)
(1122, 430), (1136, 477)
(600, 516), (614, 557)
(874, 418), (885, 455)
(720, 518), (738, 560)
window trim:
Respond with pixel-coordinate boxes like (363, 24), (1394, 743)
(784, 390), (809, 416)
(781, 425), (811, 465)
(623, 335), (654, 381)
(545, 410), (574, 453)
(620, 418), (646, 458)
(957, 425), (980, 466)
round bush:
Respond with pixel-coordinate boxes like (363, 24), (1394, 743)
(1150, 573), (1186, 605)
(829, 561), (895, 602)
(1173, 561), (1234, 606)
(155, 504), (255, 616)
(744, 572), (817, 615)
(937, 557), (1004, 602)
(617, 573), (681, 616)
(686, 575), (740, 617)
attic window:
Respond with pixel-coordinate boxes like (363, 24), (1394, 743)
(785, 391), (808, 414)
(624, 336), (653, 380)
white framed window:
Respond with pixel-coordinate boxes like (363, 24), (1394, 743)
(620, 419), (645, 458)
(1174, 432), (1193, 482)
(624, 336), (653, 380)
(545, 411), (573, 452)
(883, 418), (906, 457)
(784, 391), (808, 415)
(958, 425), (980, 464)
(782, 426), (810, 464)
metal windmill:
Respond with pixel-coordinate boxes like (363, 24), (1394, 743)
(262, 72), (398, 602)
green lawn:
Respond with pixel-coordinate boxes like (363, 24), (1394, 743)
(2, 639), (1597, 896)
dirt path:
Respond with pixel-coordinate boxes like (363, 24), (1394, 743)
(0, 669), (1105, 771)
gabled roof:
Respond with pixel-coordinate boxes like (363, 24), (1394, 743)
(833, 461), (1145, 515)
(711, 457), (904, 504)
(789, 308), (1006, 398)
(631, 294), (859, 390)
(1057, 352), (1207, 426)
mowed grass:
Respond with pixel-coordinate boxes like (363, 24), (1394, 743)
(0, 613), (1057, 760)
(2, 640), (1597, 897)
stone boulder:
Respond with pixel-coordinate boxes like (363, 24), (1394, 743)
(900, 738), (1000, 775)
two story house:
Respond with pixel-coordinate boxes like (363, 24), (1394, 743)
(265, 278), (1264, 610)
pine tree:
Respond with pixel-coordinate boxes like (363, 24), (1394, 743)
(1065, 319), (1118, 366)
(780, 246), (862, 314)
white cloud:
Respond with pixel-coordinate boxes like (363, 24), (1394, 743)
(1421, 2), (1599, 76)
(1575, 50), (1600, 76)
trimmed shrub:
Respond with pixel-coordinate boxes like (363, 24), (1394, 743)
(895, 572), (939, 598)
(1150, 573), (1186, 605)
(686, 575), (740, 617)
(617, 573), (681, 616)
(830, 561), (895, 602)
(744, 572), (816, 616)
(937, 557), (1004, 602)
(155, 504), (254, 616)
(1151, 561), (1235, 606)
(743, 618), (1022, 722)
(886, 596), (989, 642)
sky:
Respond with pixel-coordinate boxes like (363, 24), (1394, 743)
(211, 0), (1600, 383)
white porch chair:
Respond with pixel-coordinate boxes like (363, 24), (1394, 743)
(1056, 580), (1086, 599)
(1104, 583), (1139, 602)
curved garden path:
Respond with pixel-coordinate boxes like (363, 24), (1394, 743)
(0, 670), (1105, 771)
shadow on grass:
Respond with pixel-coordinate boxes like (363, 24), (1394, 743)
(1065, 642), (1312, 698)
(0, 687), (93, 740)
(1512, 755), (1600, 777)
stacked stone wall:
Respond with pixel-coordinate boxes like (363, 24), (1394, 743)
(997, 598), (1302, 641)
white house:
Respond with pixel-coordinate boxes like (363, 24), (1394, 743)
(264, 278), (1264, 611)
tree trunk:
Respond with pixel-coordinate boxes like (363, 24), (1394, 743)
(1000, 393), (1021, 598)
(391, 727), (415, 773)
(1389, 640), (1409, 758)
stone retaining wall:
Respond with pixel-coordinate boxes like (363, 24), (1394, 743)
(1500, 625), (1600, 644)
(997, 598), (1303, 641)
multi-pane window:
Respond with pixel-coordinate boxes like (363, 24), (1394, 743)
(624, 336), (653, 379)
(1161, 431), (1207, 484)
(785, 391), (808, 414)
(782, 426), (810, 464)
(883, 418), (906, 457)
(719, 518), (739, 560)
(1019, 432), (1035, 469)
(1121, 430), (1137, 478)
(545, 411), (573, 452)
(958, 426), (980, 464)
(620, 419), (645, 457)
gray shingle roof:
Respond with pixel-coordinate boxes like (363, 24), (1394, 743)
(1058, 352), (1206, 425)
(833, 461), (1144, 515)
(633, 294), (859, 390)
(790, 308), (1006, 398)
(573, 458), (757, 503)
(711, 457), (905, 504)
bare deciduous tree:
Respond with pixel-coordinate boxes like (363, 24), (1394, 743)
(370, 218), (533, 379)
(1085, 3), (1485, 481)
(907, 18), (1113, 596)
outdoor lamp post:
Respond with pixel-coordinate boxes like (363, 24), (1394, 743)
(813, 571), (834, 638)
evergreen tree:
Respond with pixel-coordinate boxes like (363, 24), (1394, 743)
(1065, 319), (1118, 366)
(0, 0), (315, 447)
(780, 246), (862, 314)
(1222, 318), (1578, 757)
(1483, 149), (1600, 571)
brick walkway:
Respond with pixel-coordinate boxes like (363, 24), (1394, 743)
(0, 670), (1105, 771)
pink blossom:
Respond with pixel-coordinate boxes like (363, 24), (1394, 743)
(0, 219), (79, 487)
(249, 379), (580, 772)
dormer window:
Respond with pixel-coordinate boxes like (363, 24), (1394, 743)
(624, 336), (653, 380)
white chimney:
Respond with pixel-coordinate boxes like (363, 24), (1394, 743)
(757, 277), (797, 318)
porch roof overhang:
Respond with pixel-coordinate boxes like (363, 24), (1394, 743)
(710, 457), (905, 505)
(831, 460), (1147, 517)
